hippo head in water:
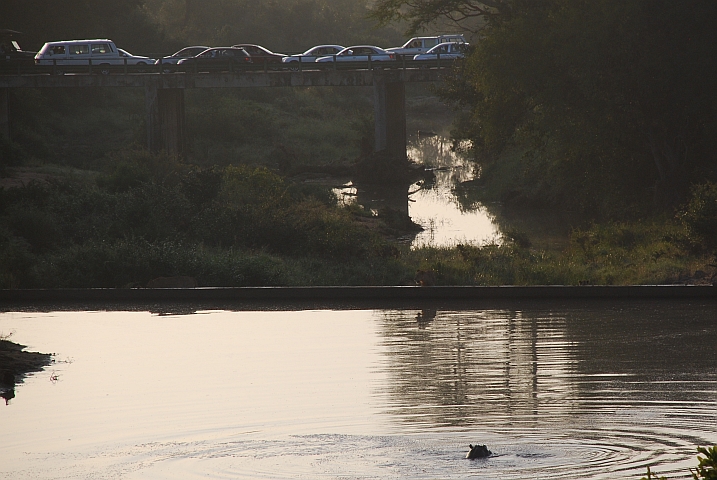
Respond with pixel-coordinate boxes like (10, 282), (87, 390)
(466, 444), (491, 459)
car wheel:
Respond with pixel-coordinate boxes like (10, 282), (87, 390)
(288, 62), (299, 72)
(136, 61), (147, 72)
(99, 64), (111, 75)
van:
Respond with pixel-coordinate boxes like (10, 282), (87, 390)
(386, 34), (467, 56)
(34, 39), (122, 73)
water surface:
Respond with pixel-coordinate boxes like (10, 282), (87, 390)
(1, 301), (715, 479)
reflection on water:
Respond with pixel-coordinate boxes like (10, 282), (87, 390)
(408, 133), (501, 248)
(0, 302), (715, 479)
(335, 134), (501, 247)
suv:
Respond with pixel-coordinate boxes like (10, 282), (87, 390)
(0, 29), (36, 73)
(386, 34), (466, 57)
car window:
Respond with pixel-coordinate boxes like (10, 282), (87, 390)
(51, 45), (65, 55)
(425, 38), (439, 48)
(70, 44), (90, 55)
(91, 43), (112, 54)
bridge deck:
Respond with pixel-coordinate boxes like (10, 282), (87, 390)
(0, 68), (442, 89)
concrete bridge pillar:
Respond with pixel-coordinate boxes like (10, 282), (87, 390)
(373, 78), (406, 159)
(0, 88), (9, 141)
(145, 86), (185, 156)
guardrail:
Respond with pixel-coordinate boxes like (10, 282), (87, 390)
(1, 54), (461, 76)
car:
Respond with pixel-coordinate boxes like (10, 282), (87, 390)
(176, 47), (252, 72)
(231, 44), (286, 69)
(34, 39), (125, 74)
(315, 46), (396, 68)
(155, 46), (210, 70)
(0, 29), (36, 73)
(386, 34), (466, 57)
(413, 42), (469, 62)
(117, 48), (156, 67)
(281, 45), (344, 71)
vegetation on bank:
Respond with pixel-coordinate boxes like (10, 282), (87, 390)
(0, 153), (715, 289)
(641, 446), (717, 480)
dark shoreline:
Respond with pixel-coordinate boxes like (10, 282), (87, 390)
(0, 285), (717, 303)
(0, 339), (53, 404)
(0, 285), (714, 309)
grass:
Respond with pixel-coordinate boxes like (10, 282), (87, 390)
(1, 154), (714, 288)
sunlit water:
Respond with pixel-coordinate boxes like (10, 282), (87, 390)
(335, 134), (500, 248)
(1, 301), (715, 479)
(406, 134), (499, 248)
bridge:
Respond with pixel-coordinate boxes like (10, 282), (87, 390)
(0, 66), (445, 159)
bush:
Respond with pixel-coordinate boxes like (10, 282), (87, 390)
(680, 182), (717, 250)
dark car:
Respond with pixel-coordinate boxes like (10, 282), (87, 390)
(155, 45), (210, 71)
(0, 29), (36, 74)
(176, 47), (252, 72)
(231, 44), (286, 69)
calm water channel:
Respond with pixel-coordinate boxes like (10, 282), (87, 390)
(1, 300), (715, 479)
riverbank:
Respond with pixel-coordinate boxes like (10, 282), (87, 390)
(1, 160), (716, 288)
(0, 335), (53, 404)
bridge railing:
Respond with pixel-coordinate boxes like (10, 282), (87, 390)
(1, 54), (461, 77)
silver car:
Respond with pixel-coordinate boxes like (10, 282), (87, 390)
(117, 48), (155, 66)
(413, 42), (469, 61)
(282, 45), (344, 71)
(315, 46), (396, 68)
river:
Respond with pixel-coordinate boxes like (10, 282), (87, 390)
(335, 132), (582, 249)
(1, 300), (715, 479)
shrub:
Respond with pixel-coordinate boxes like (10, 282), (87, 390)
(680, 182), (717, 250)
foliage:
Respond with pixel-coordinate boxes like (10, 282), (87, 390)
(640, 466), (667, 480)
(434, 0), (717, 216)
(369, 0), (509, 35)
(691, 446), (717, 480)
(680, 182), (717, 251)
(640, 446), (717, 480)
(0, 155), (411, 288)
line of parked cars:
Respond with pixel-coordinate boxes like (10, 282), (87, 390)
(3, 32), (469, 74)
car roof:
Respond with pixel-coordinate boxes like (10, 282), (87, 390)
(44, 39), (114, 44)
(308, 44), (344, 50)
(233, 44), (269, 50)
(342, 45), (386, 51)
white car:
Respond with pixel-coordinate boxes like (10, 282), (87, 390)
(413, 42), (469, 61)
(282, 45), (344, 71)
(315, 46), (396, 68)
(387, 34), (466, 56)
(117, 48), (155, 66)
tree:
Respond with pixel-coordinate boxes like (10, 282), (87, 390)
(418, 0), (717, 214)
(369, 0), (512, 34)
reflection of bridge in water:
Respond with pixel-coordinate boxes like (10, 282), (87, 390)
(0, 68), (444, 160)
(376, 309), (577, 429)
